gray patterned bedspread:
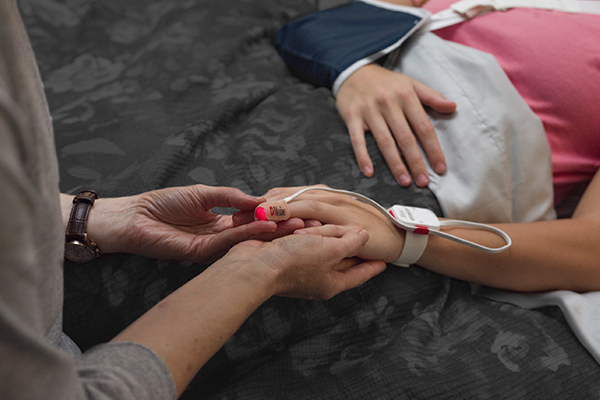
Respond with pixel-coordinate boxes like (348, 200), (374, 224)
(22, 0), (600, 398)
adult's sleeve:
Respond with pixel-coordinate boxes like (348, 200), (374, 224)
(0, 6), (177, 394)
(74, 342), (177, 400)
(0, 94), (177, 400)
(275, 0), (431, 94)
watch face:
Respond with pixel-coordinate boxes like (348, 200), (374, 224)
(65, 241), (96, 263)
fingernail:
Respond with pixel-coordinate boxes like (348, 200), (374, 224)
(295, 230), (308, 235)
(362, 165), (373, 176)
(435, 162), (446, 174)
(416, 174), (429, 187)
(398, 174), (411, 186)
(358, 230), (369, 243)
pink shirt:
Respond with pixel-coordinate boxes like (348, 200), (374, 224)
(422, 0), (600, 204)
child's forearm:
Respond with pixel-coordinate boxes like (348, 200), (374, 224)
(418, 218), (600, 292)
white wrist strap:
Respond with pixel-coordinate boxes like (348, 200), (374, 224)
(391, 230), (428, 267)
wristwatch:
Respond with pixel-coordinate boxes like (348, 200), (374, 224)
(64, 190), (100, 263)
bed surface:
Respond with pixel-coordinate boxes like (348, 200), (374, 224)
(22, 0), (600, 398)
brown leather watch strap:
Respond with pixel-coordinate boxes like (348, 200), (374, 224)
(65, 190), (99, 243)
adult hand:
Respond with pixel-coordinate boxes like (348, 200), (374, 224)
(336, 63), (456, 187)
(85, 185), (306, 264)
(223, 228), (387, 300)
(110, 219), (385, 397)
(263, 186), (406, 262)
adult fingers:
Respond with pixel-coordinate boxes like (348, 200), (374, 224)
(250, 218), (306, 241)
(329, 228), (370, 261)
(231, 210), (255, 226)
(195, 185), (265, 211)
(289, 227), (368, 263)
(194, 220), (277, 262)
(331, 257), (363, 272)
(270, 229), (373, 300)
(330, 260), (387, 294)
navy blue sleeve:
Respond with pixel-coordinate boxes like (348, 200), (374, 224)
(275, 1), (426, 90)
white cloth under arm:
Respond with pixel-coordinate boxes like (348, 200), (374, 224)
(474, 287), (600, 366)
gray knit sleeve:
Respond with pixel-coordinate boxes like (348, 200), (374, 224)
(74, 342), (177, 400)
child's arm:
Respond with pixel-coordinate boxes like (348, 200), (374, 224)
(265, 172), (600, 293)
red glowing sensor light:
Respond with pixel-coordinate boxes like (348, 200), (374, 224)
(255, 206), (267, 221)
